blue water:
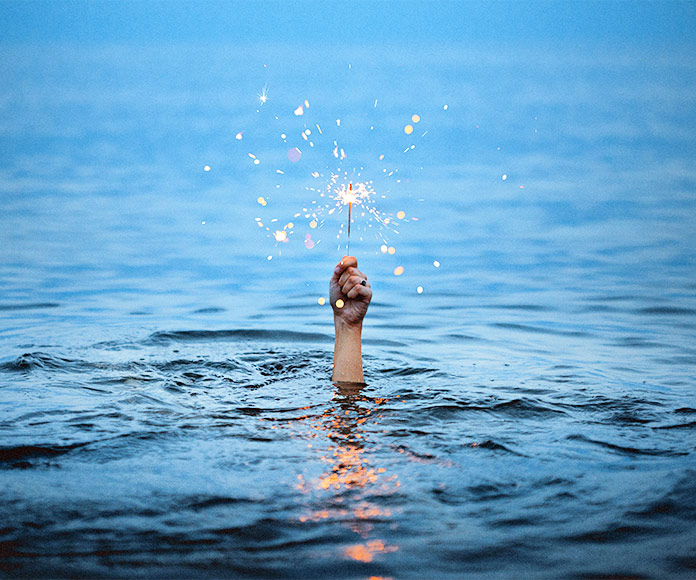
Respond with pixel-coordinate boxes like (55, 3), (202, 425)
(1, 42), (696, 579)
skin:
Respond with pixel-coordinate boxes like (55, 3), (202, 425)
(330, 256), (372, 383)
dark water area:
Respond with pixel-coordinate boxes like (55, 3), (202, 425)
(1, 42), (696, 579)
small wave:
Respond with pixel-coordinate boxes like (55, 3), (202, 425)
(491, 323), (589, 337)
(144, 329), (333, 345)
(0, 443), (87, 465)
(415, 398), (565, 419)
(636, 306), (696, 315)
(564, 523), (657, 544)
(567, 434), (687, 457)
(481, 304), (550, 311)
(0, 302), (59, 311)
(378, 366), (439, 377)
(187, 496), (260, 511)
(0, 352), (85, 373)
(653, 421), (696, 430)
(444, 333), (481, 341)
(465, 440), (523, 455)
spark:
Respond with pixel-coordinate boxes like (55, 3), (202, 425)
(257, 85), (269, 106)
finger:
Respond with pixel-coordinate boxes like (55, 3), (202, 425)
(339, 267), (364, 288)
(347, 283), (372, 300)
(334, 256), (358, 277)
(342, 275), (367, 296)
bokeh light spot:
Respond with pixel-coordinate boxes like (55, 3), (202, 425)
(288, 147), (302, 162)
(393, 266), (404, 276)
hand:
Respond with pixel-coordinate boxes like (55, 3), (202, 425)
(330, 256), (372, 327)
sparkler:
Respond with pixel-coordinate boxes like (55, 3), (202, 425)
(243, 78), (433, 257)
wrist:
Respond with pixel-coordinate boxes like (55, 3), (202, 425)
(334, 315), (363, 335)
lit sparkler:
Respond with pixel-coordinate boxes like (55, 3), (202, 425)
(242, 76), (431, 256)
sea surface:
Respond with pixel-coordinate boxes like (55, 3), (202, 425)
(1, 43), (696, 579)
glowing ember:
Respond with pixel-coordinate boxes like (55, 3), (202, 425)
(294, 105), (304, 116)
(318, 297), (326, 305)
(388, 246), (395, 255)
(396, 210), (406, 219)
(257, 197), (267, 206)
(411, 114), (420, 123)
(335, 299), (344, 309)
(404, 124), (414, 135)
(380, 245), (388, 253)
(274, 230), (288, 243)
(393, 266), (404, 276)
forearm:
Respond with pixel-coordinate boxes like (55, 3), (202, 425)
(332, 318), (364, 383)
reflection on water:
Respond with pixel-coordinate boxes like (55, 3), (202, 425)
(292, 382), (399, 565)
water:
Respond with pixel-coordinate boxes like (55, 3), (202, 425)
(1, 43), (696, 579)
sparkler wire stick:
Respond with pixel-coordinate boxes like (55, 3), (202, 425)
(347, 183), (352, 256)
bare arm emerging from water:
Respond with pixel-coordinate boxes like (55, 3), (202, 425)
(330, 256), (372, 383)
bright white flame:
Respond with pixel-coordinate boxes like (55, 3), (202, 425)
(257, 85), (269, 106)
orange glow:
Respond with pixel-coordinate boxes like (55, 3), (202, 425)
(344, 540), (398, 562)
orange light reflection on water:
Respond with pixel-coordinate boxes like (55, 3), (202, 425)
(291, 383), (400, 564)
